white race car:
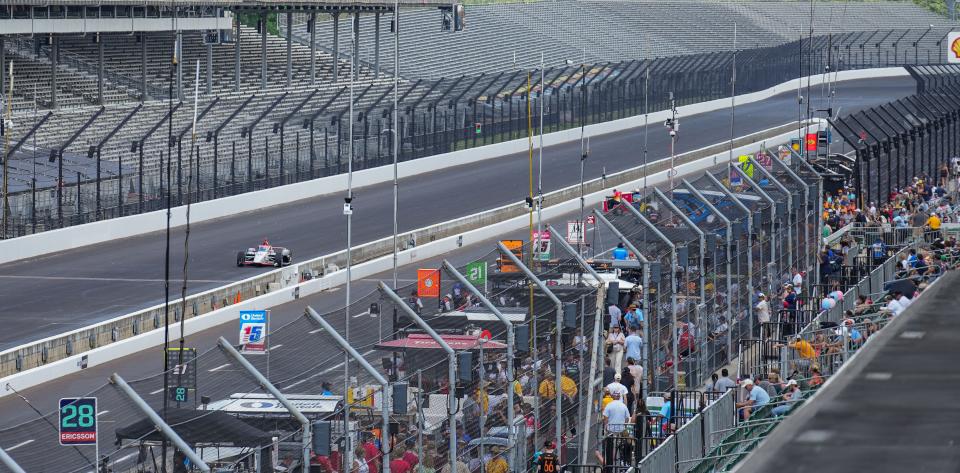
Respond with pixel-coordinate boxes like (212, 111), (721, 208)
(237, 240), (292, 267)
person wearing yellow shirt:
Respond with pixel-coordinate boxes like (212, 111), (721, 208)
(600, 388), (613, 411)
(485, 447), (509, 473)
(781, 336), (817, 372)
(560, 374), (578, 400)
(927, 214), (942, 240)
(538, 374), (557, 400)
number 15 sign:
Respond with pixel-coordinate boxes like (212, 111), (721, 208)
(59, 397), (97, 445)
(239, 310), (269, 354)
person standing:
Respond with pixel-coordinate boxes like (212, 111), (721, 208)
(606, 326), (626, 372)
(755, 293), (771, 337)
(535, 441), (558, 473)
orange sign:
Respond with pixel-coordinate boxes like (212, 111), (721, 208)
(417, 269), (440, 298)
(497, 239), (524, 273)
(952, 37), (960, 61)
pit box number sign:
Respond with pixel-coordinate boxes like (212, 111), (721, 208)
(59, 397), (97, 446)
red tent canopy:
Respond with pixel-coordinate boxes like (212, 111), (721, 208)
(376, 334), (506, 351)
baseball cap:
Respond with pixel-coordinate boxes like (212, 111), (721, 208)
(758, 293), (765, 298)
(742, 378), (754, 387)
(787, 379), (798, 386)
(614, 373), (622, 381)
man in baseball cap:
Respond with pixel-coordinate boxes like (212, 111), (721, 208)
(735, 378), (770, 420)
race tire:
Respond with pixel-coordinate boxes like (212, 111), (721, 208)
(236, 251), (245, 267)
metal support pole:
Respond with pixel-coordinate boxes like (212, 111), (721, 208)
(235, 19), (241, 92)
(443, 260), (516, 456)
(142, 33), (149, 101)
(217, 337), (312, 470)
(378, 282), (457, 473)
(373, 13), (381, 78)
(111, 373), (211, 472)
(332, 13), (340, 82)
(97, 35), (104, 104)
(286, 12), (293, 87)
(305, 308), (392, 473)
(310, 12), (317, 85)
(206, 43), (213, 95)
(176, 30), (183, 101)
(496, 241), (563, 455)
(260, 12), (267, 90)
(352, 13), (360, 81)
(51, 35), (58, 109)
(0, 447), (26, 473)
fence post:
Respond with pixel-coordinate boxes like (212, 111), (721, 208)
(216, 337), (312, 471)
(111, 373), (211, 472)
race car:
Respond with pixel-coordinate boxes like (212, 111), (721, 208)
(237, 240), (292, 267)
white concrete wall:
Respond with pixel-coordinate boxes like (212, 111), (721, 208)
(0, 121), (823, 397)
(0, 16), (232, 34)
(0, 68), (905, 265)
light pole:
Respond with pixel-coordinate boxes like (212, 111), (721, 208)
(343, 14), (357, 473)
(392, 0), (400, 291)
(566, 59), (588, 255)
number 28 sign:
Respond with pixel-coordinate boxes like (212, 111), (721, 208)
(59, 397), (97, 445)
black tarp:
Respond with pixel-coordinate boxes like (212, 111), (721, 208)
(115, 408), (274, 447)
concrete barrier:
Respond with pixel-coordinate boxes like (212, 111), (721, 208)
(0, 67), (906, 265)
(0, 119), (825, 396)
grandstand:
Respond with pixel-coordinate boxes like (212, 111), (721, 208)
(0, 0), (956, 237)
(295, 0), (956, 78)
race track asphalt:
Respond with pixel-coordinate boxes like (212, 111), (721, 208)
(0, 76), (917, 350)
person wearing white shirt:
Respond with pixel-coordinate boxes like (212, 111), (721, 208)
(603, 392), (631, 434)
(791, 269), (803, 295)
(896, 291), (912, 309)
(755, 293), (771, 324)
(606, 374), (629, 398)
(608, 303), (623, 330)
(884, 296), (904, 316)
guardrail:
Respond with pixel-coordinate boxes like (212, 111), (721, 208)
(0, 119), (822, 387)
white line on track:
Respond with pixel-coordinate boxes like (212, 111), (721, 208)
(352, 310), (371, 318)
(0, 275), (234, 283)
(149, 388), (164, 395)
(114, 452), (138, 463)
(208, 363), (231, 372)
(6, 439), (34, 451)
(308, 328), (324, 334)
(271, 344), (283, 350)
(97, 410), (109, 416)
(322, 362), (345, 375)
